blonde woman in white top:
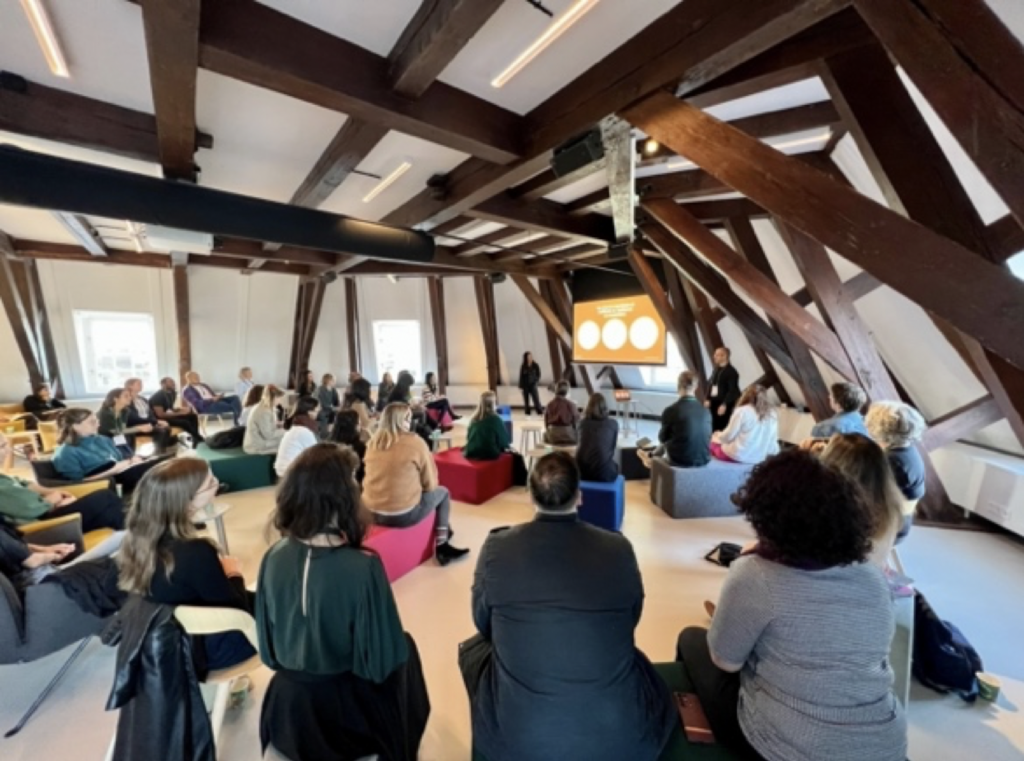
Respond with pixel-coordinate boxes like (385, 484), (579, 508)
(243, 385), (286, 455)
(711, 384), (779, 464)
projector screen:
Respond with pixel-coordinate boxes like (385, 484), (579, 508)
(572, 294), (667, 365)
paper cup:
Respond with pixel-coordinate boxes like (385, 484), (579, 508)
(977, 672), (1001, 701)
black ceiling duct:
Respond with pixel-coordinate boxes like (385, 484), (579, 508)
(0, 145), (435, 263)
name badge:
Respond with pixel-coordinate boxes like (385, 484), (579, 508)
(710, 385), (719, 398)
(113, 434), (128, 447)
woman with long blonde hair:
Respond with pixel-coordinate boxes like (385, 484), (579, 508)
(243, 384), (286, 455)
(710, 384), (779, 464)
(463, 392), (510, 461)
(118, 458), (255, 670)
(865, 401), (927, 541)
(362, 403), (468, 566)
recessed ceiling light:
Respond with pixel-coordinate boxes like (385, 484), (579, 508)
(19, 0), (69, 78)
(491, 0), (601, 89)
(362, 161), (412, 203)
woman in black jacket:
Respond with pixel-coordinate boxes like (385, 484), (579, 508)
(576, 393), (619, 483)
(518, 352), (543, 416)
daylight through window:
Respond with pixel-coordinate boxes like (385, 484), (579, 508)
(73, 311), (160, 395)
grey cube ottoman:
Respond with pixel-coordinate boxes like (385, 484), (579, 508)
(649, 457), (753, 519)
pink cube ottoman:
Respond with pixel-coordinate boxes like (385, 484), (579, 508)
(364, 512), (436, 582)
(435, 449), (513, 505)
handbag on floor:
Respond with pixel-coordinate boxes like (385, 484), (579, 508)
(912, 590), (983, 702)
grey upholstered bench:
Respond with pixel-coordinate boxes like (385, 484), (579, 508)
(649, 457), (753, 519)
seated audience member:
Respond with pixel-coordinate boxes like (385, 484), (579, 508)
(377, 372), (395, 413)
(677, 450), (907, 761)
(343, 377), (376, 440)
(97, 388), (155, 454)
(640, 371), (711, 469)
(866, 401), (927, 542)
(244, 385), (287, 455)
(182, 371), (243, 425)
(460, 452), (675, 761)
(274, 396), (320, 477)
(0, 431), (125, 530)
(388, 370), (434, 442)
(543, 381), (580, 446)
(296, 369), (317, 397)
(148, 377), (204, 442)
(819, 433), (904, 567)
(256, 444), (429, 760)
(387, 370), (416, 406)
(317, 373), (341, 437)
(53, 410), (163, 495)
(347, 370), (362, 385)
(124, 378), (193, 450)
(809, 382), (870, 439)
(711, 384), (779, 464)
(329, 410), (367, 482)
(575, 392), (619, 482)
(421, 372), (461, 424)
(235, 366), (255, 401)
(22, 383), (66, 427)
(463, 392), (510, 461)
(118, 458), (256, 672)
(362, 403), (468, 566)
(239, 383), (265, 427)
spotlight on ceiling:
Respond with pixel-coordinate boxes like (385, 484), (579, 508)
(642, 138), (659, 156)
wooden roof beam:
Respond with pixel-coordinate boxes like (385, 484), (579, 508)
(139, 0), (201, 181)
(467, 195), (615, 246)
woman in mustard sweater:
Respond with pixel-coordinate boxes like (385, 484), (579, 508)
(462, 392), (510, 461)
(362, 403), (469, 566)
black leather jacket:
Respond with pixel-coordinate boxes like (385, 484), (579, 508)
(105, 596), (215, 761)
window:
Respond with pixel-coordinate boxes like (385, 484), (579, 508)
(73, 311), (160, 395)
(372, 320), (422, 383)
(1009, 252), (1024, 282)
(639, 335), (688, 388)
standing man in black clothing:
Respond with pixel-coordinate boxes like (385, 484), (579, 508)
(639, 371), (711, 468)
(518, 352), (544, 416)
(705, 347), (741, 432)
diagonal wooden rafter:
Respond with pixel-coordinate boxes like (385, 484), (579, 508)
(923, 396), (1003, 453)
(426, 277), (449, 393)
(198, 0), (522, 163)
(0, 256), (62, 391)
(467, 195), (615, 246)
(0, 72), (214, 164)
(853, 0), (1024, 230)
(344, 278), (361, 373)
(820, 43), (1024, 449)
(382, 0), (851, 230)
(986, 215), (1024, 263)
(473, 276), (501, 390)
(622, 93), (1024, 373)
(138, 0), (202, 182)
(643, 198), (856, 379)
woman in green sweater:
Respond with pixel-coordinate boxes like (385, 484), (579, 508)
(256, 443), (430, 760)
(462, 391), (511, 461)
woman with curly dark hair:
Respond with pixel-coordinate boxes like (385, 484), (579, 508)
(677, 449), (907, 761)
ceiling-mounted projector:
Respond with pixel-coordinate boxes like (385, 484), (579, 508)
(142, 225), (214, 255)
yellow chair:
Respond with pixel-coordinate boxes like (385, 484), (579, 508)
(37, 421), (59, 453)
(20, 512), (115, 555)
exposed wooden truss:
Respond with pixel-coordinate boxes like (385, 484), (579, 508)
(172, 266), (192, 384)
(344, 278), (361, 374)
(0, 256), (62, 392)
(473, 276), (501, 391)
(427, 277), (449, 393)
(288, 278), (327, 389)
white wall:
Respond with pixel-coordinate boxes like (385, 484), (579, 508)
(0, 300), (30, 400)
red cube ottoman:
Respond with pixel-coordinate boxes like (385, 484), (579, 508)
(363, 512), (436, 582)
(435, 449), (513, 505)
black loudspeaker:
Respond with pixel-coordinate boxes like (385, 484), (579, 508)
(550, 129), (604, 178)
(487, 272), (507, 284)
(607, 241), (630, 261)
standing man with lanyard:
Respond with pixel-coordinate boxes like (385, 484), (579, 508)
(705, 347), (741, 432)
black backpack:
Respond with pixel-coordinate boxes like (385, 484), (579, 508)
(207, 426), (246, 450)
(912, 590), (983, 702)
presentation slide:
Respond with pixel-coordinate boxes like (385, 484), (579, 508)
(572, 294), (667, 365)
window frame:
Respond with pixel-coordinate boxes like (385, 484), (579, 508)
(72, 310), (161, 396)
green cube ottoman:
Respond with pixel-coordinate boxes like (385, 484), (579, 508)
(471, 662), (740, 760)
(196, 444), (275, 492)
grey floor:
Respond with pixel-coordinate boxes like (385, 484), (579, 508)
(2, 414), (1022, 760)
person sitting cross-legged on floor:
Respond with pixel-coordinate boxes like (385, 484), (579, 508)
(361, 403), (468, 566)
(543, 380), (580, 446)
(638, 370), (711, 470)
(181, 370), (243, 426)
(256, 443), (430, 761)
(677, 449), (907, 761)
(459, 451), (675, 761)
(0, 431), (126, 531)
(462, 392), (511, 461)
(710, 384), (779, 465)
(575, 392), (619, 482)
